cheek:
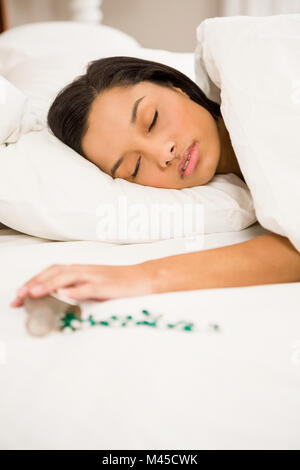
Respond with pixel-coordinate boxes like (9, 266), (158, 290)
(139, 165), (176, 189)
(141, 172), (168, 188)
(173, 106), (189, 132)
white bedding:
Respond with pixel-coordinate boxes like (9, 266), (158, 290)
(1, 221), (300, 450)
(194, 14), (300, 253)
(1, 16), (300, 452)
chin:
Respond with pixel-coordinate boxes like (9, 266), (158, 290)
(197, 167), (217, 186)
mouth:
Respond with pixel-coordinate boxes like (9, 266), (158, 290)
(178, 142), (199, 177)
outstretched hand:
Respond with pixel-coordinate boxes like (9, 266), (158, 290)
(10, 263), (154, 307)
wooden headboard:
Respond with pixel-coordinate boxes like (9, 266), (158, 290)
(0, 0), (9, 33)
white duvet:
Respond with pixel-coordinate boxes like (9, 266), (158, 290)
(194, 14), (300, 252)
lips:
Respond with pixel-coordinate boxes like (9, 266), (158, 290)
(178, 142), (198, 176)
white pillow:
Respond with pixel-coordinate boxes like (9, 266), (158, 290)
(0, 47), (29, 76)
(0, 23), (256, 243)
(0, 21), (141, 65)
(0, 21), (143, 124)
(0, 75), (43, 144)
(0, 20), (206, 97)
(0, 21), (214, 129)
(2, 47), (201, 124)
(194, 14), (300, 253)
(0, 127), (256, 243)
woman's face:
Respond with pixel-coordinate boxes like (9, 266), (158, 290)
(81, 81), (222, 189)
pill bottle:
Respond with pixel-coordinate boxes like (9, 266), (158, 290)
(24, 292), (81, 337)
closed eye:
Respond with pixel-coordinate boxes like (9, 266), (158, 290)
(132, 155), (141, 178)
(131, 110), (158, 179)
(148, 109), (158, 133)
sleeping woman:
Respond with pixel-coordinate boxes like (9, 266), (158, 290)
(10, 56), (300, 307)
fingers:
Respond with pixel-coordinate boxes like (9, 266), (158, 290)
(15, 264), (65, 298)
(9, 263), (146, 309)
(58, 284), (99, 300)
(21, 263), (62, 284)
(32, 271), (87, 297)
(10, 296), (25, 308)
(10, 264), (90, 307)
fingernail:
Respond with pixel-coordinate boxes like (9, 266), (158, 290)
(30, 285), (45, 295)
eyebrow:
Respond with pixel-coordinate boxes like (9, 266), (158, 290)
(110, 95), (146, 178)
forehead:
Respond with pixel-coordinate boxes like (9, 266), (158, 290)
(89, 85), (133, 121)
(81, 81), (169, 158)
(87, 81), (167, 123)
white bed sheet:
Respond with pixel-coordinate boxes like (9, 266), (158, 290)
(0, 222), (300, 450)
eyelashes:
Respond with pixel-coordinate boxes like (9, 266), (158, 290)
(132, 155), (141, 178)
(148, 109), (158, 132)
(131, 109), (158, 179)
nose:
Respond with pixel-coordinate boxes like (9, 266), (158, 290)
(159, 142), (177, 168)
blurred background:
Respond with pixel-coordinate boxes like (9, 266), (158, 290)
(2, 0), (300, 52)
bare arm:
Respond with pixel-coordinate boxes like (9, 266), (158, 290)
(142, 233), (300, 294)
(10, 233), (300, 308)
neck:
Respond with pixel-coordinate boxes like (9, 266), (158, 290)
(215, 115), (245, 182)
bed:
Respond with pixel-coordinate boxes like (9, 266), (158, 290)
(0, 12), (300, 450)
(1, 220), (300, 450)
(0, 0), (8, 34)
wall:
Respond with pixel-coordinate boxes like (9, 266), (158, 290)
(6, 0), (219, 52)
(6, 0), (300, 53)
